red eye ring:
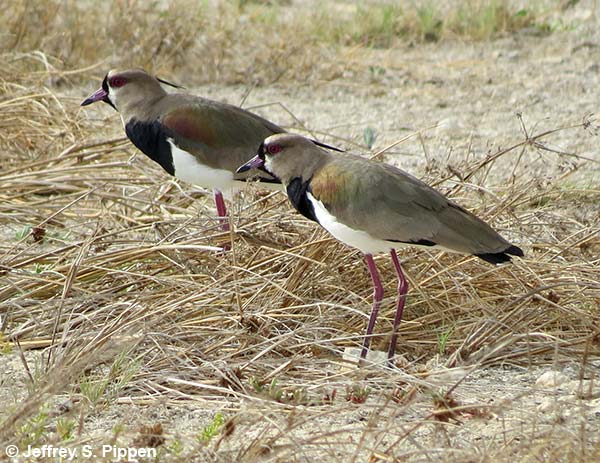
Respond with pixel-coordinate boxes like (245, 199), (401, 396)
(267, 144), (282, 155)
(109, 77), (127, 88)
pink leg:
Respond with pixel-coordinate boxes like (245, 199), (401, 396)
(213, 190), (230, 232)
(360, 254), (384, 361)
(388, 249), (408, 364)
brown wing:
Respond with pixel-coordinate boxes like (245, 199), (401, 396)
(311, 155), (513, 255)
(159, 95), (284, 179)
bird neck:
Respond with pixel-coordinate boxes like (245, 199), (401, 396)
(120, 92), (166, 122)
(276, 153), (329, 186)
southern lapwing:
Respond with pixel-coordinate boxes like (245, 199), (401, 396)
(80, 68), (285, 231)
(237, 133), (524, 364)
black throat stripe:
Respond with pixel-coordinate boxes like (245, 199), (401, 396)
(125, 119), (175, 175)
(287, 177), (318, 223)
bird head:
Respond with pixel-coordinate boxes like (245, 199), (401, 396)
(80, 69), (180, 113)
(237, 133), (341, 184)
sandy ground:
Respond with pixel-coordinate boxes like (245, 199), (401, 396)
(2, 4), (600, 462)
(1, 350), (599, 461)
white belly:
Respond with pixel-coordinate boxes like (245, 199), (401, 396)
(307, 193), (394, 255)
(168, 139), (236, 192)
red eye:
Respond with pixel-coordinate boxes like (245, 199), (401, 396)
(110, 77), (127, 88)
(267, 144), (282, 155)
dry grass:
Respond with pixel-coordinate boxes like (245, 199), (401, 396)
(1, 1), (600, 461)
(1, 0), (572, 86)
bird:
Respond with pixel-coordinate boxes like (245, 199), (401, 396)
(237, 133), (524, 365)
(80, 68), (286, 232)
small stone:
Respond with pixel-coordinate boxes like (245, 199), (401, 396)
(341, 347), (388, 369)
(537, 398), (557, 413)
(424, 367), (470, 387)
(536, 370), (570, 388)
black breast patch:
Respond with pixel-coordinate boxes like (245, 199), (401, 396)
(287, 177), (317, 223)
(125, 119), (175, 175)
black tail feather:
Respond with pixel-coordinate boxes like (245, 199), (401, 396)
(506, 245), (524, 257)
(475, 244), (524, 265)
